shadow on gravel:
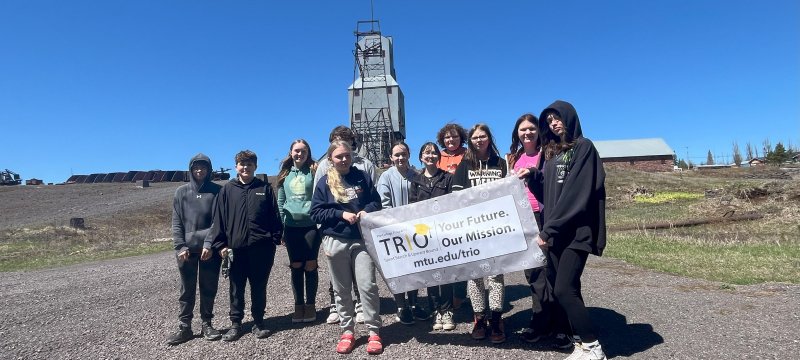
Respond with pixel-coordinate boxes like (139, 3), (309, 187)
(590, 307), (663, 358)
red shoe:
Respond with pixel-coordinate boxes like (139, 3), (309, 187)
(336, 333), (355, 354)
(366, 334), (383, 355)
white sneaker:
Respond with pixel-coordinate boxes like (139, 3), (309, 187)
(441, 310), (455, 331)
(432, 311), (443, 330)
(326, 304), (340, 324)
(565, 341), (607, 360)
(354, 302), (365, 324)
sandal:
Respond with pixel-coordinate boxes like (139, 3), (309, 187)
(336, 333), (355, 354)
(366, 334), (383, 355)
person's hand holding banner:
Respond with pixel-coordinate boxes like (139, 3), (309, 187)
(359, 176), (544, 294)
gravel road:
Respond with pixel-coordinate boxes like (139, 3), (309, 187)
(1, 248), (796, 359)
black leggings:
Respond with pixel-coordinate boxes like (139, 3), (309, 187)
(549, 247), (597, 343)
(285, 226), (321, 305)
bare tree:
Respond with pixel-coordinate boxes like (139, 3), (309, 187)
(732, 141), (742, 166)
(746, 141), (755, 160)
(762, 139), (772, 159)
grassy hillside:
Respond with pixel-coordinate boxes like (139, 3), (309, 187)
(603, 166), (800, 284)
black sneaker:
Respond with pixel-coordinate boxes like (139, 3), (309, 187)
(201, 322), (222, 341)
(395, 307), (414, 325)
(222, 323), (243, 342)
(521, 329), (547, 343)
(251, 321), (271, 339)
(412, 306), (430, 321)
(551, 333), (575, 350)
(166, 324), (193, 345)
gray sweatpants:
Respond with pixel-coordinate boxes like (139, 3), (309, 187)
(322, 235), (381, 334)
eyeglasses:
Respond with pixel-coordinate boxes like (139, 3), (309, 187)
(470, 135), (488, 141)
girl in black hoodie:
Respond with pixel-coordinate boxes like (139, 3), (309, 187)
(525, 100), (607, 360)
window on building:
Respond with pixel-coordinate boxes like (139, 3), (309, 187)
(354, 113), (361, 121)
(386, 87), (392, 94)
(661, 160), (666, 164)
(629, 160), (635, 165)
(354, 89), (360, 96)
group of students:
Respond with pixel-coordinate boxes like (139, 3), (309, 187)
(167, 100), (608, 360)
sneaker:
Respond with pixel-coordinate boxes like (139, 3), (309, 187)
(412, 306), (430, 321)
(326, 304), (340, 324)
(222, 323), (243, 342)
(366, 334), (383, 355)
(251, 321), (271, 339)
(441, 310), (455, 331)
(552, 333), (576, 350)
(303, 304), (316, 323)
(432, 311), (443, 331)
(395, 307), (414, 325)
(201, 322), (221, 341)
(565, 341), (607, 360)
(489, 316), (506, 344)
(292, 304), (304, 323)
(336, 333), (355, 354)
(166, 324), (192, 345)
(355, 302), (365, 324)
(470, 314), (487, 340)
(521, 328), (546, 343)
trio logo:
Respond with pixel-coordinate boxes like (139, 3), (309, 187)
(378, 223), (432, 256)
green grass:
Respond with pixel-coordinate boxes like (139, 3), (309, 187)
(0, 205), (172, 272)
(0, 241), (171, 272)
(605, 233), (800, 285)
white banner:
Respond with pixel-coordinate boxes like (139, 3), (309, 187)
(359, 176), (544, 294)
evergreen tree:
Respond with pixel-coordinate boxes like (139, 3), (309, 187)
(706, 150), (714, 165)
(766, 142), (789, 165)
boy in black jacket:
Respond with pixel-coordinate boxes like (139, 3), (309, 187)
(204, 150), (283, 342)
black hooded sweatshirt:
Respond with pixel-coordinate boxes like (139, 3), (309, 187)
(527, 100), (607, 256)
(172, 153), (222, 255)
(205, 173), (283, 250)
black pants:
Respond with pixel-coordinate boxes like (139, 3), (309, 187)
(427, 283), (453, 311)
(228, 242), (276, 324)
(526, 211), (554, 334)
(393, 290), (419, 308)
(549, 246), (596, 342)
(177, 252), (222, 324)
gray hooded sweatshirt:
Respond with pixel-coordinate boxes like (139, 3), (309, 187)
(172, 153), (222, 255)
(377, 165), (417, 209)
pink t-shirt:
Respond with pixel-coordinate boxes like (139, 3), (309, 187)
(514, 152), (542, 212)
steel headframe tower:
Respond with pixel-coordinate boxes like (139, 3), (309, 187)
(348, 20), (406, 167)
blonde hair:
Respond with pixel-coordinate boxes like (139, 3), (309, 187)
(325, 140), (352, 203)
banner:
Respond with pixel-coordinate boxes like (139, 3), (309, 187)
(359, 176), (544, 294)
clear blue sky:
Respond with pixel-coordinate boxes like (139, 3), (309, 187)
(2, 0), (798, 183)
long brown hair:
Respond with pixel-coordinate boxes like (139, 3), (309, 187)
(277, 139), (316, 187)
(463, 123), (500, 170)
(508, 113), (540, 169)
(542, 111), (577, 160)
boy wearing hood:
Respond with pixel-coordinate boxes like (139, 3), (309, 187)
(167, 154), (223, 345)
(524, 100), (608, 360)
